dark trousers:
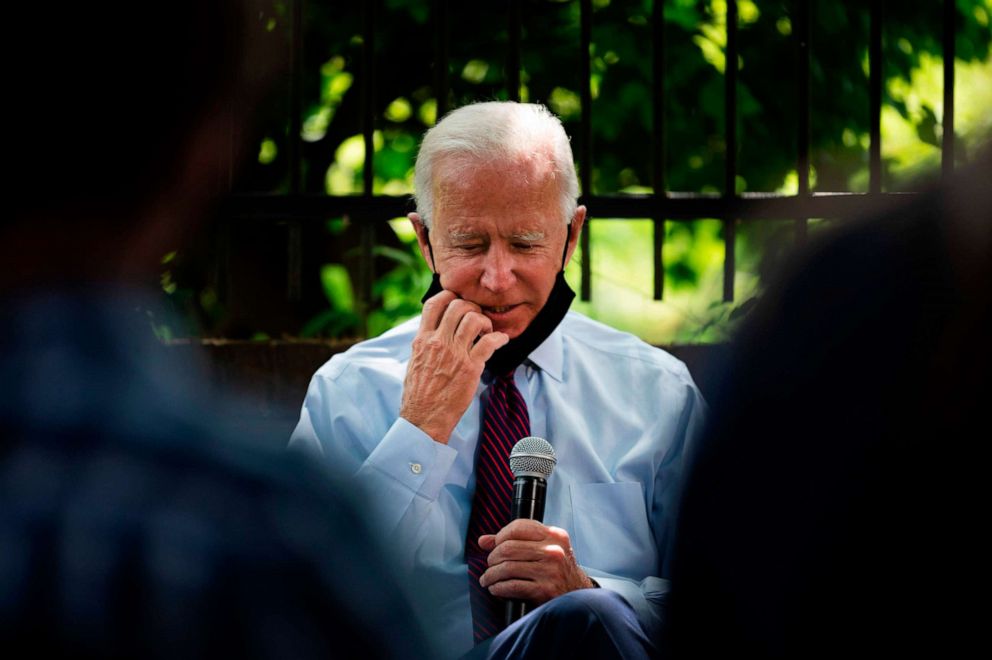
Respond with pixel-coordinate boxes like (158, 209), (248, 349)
(464, 589), (655, 659)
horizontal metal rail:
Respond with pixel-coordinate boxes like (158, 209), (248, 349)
(223, 191), (921, 222)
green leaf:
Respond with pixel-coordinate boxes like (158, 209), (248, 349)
(371, 245), (416, 267)
(321, 264), (355, 311)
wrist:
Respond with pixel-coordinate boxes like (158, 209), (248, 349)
(399, 412), (451, 445)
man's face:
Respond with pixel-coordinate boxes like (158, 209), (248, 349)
(413, 157), (585, 339)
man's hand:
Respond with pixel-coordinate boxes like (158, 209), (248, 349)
(400, 290), (509, 444)
(477, 519), (595, 604)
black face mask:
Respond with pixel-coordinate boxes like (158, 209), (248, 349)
(420, 223), (576, 375)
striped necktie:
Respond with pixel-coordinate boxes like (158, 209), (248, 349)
(465, 370), (530, 643)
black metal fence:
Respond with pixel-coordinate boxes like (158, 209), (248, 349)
(220, 0), (966, 336)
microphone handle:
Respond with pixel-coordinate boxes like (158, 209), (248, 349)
(509, 476), (546, 520)
(505, 476), (547, 626)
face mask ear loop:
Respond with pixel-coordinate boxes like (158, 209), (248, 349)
(560, 222), (573, 272)
(424, 226), (437, 274)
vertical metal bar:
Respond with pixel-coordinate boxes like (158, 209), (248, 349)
(359, 213), (375, 336)
(580, 0), (592, 302)
(508, 0), (522, 102)
(289, 0), (303, 194)
(362, 1), (375, 198)
(869, 0), (883, 194)
(434, 0), (450, 120)
(226, 98), (237, 192)
(652, 0), (666, 300)
(287, 220), (303, 301)
(942, 0), (956, 179)
(723, 0), (738, 303)
(795, 0), (810, 245)
(358, 0), (377, 337)
(723, 218), (736, 303)
(287, 0), (305, 302)
(214, 218), (232, 310)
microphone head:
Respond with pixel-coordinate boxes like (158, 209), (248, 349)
(509, 436), (557, 479)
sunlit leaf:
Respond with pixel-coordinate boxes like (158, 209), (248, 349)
(321, 264), (355, 312)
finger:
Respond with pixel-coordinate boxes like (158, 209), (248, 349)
(469, 331), (509, 362)
(545, 525), (573, 549)
(436, 298), (482, 341)
(488, 579), (539, 601)
(479, 559), (543, 589)
(420, 290), (458, 332)
(453, 311), (494, 349)
(488, 580), (565, 605)
(478, 534), (497, 551)
(487, 539), (550, 566)
(484, 564), (567, 604)
(493, 519), (550, 546)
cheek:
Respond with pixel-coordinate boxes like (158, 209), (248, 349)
(438, 262), (479, 292)
(520, 264), (558, 295)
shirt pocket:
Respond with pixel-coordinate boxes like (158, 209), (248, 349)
(569, 481), (657, 579)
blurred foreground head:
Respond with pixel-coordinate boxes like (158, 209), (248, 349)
(1, 3), (434, 657)
(5, 1), (275, 287)
(668, 144), (991, 658)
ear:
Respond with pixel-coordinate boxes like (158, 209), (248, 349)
(563, 205), (586, 268)
(409, 212), (435, 272)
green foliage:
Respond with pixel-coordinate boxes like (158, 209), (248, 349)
(367, 238), (435, 337)
(165, 0), (992, 343)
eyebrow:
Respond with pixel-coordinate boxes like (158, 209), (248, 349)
(447, 231), (483, 243)
(446, 230), (546, 242)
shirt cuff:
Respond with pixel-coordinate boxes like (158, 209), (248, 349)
(355, 416), (458, 532)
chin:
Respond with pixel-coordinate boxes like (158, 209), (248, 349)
(497, 326), (525, 340)
(492, 317), (532, 339)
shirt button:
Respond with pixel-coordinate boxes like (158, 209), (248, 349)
(410, 462), (423, 475)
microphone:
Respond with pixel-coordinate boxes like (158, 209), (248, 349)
(505, 436), (557, 626)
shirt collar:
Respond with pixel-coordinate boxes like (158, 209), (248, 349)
(524, 320), (564, 382)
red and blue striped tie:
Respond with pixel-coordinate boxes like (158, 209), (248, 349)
(466, 370), (530, 643)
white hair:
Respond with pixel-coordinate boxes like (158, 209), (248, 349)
(413, 101), (579, 229)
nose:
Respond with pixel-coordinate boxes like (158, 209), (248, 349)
(479, 245), (516, 294)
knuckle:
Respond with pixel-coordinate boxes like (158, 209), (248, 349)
(506, 538), (526, 553)
(424, 291), (453, 312)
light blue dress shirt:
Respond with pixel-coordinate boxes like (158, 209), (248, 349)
(290, 311), (707, 657)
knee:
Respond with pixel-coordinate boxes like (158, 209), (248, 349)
(542, 588), (634, 628)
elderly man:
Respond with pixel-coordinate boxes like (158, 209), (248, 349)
(291, 102), (706, 657)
